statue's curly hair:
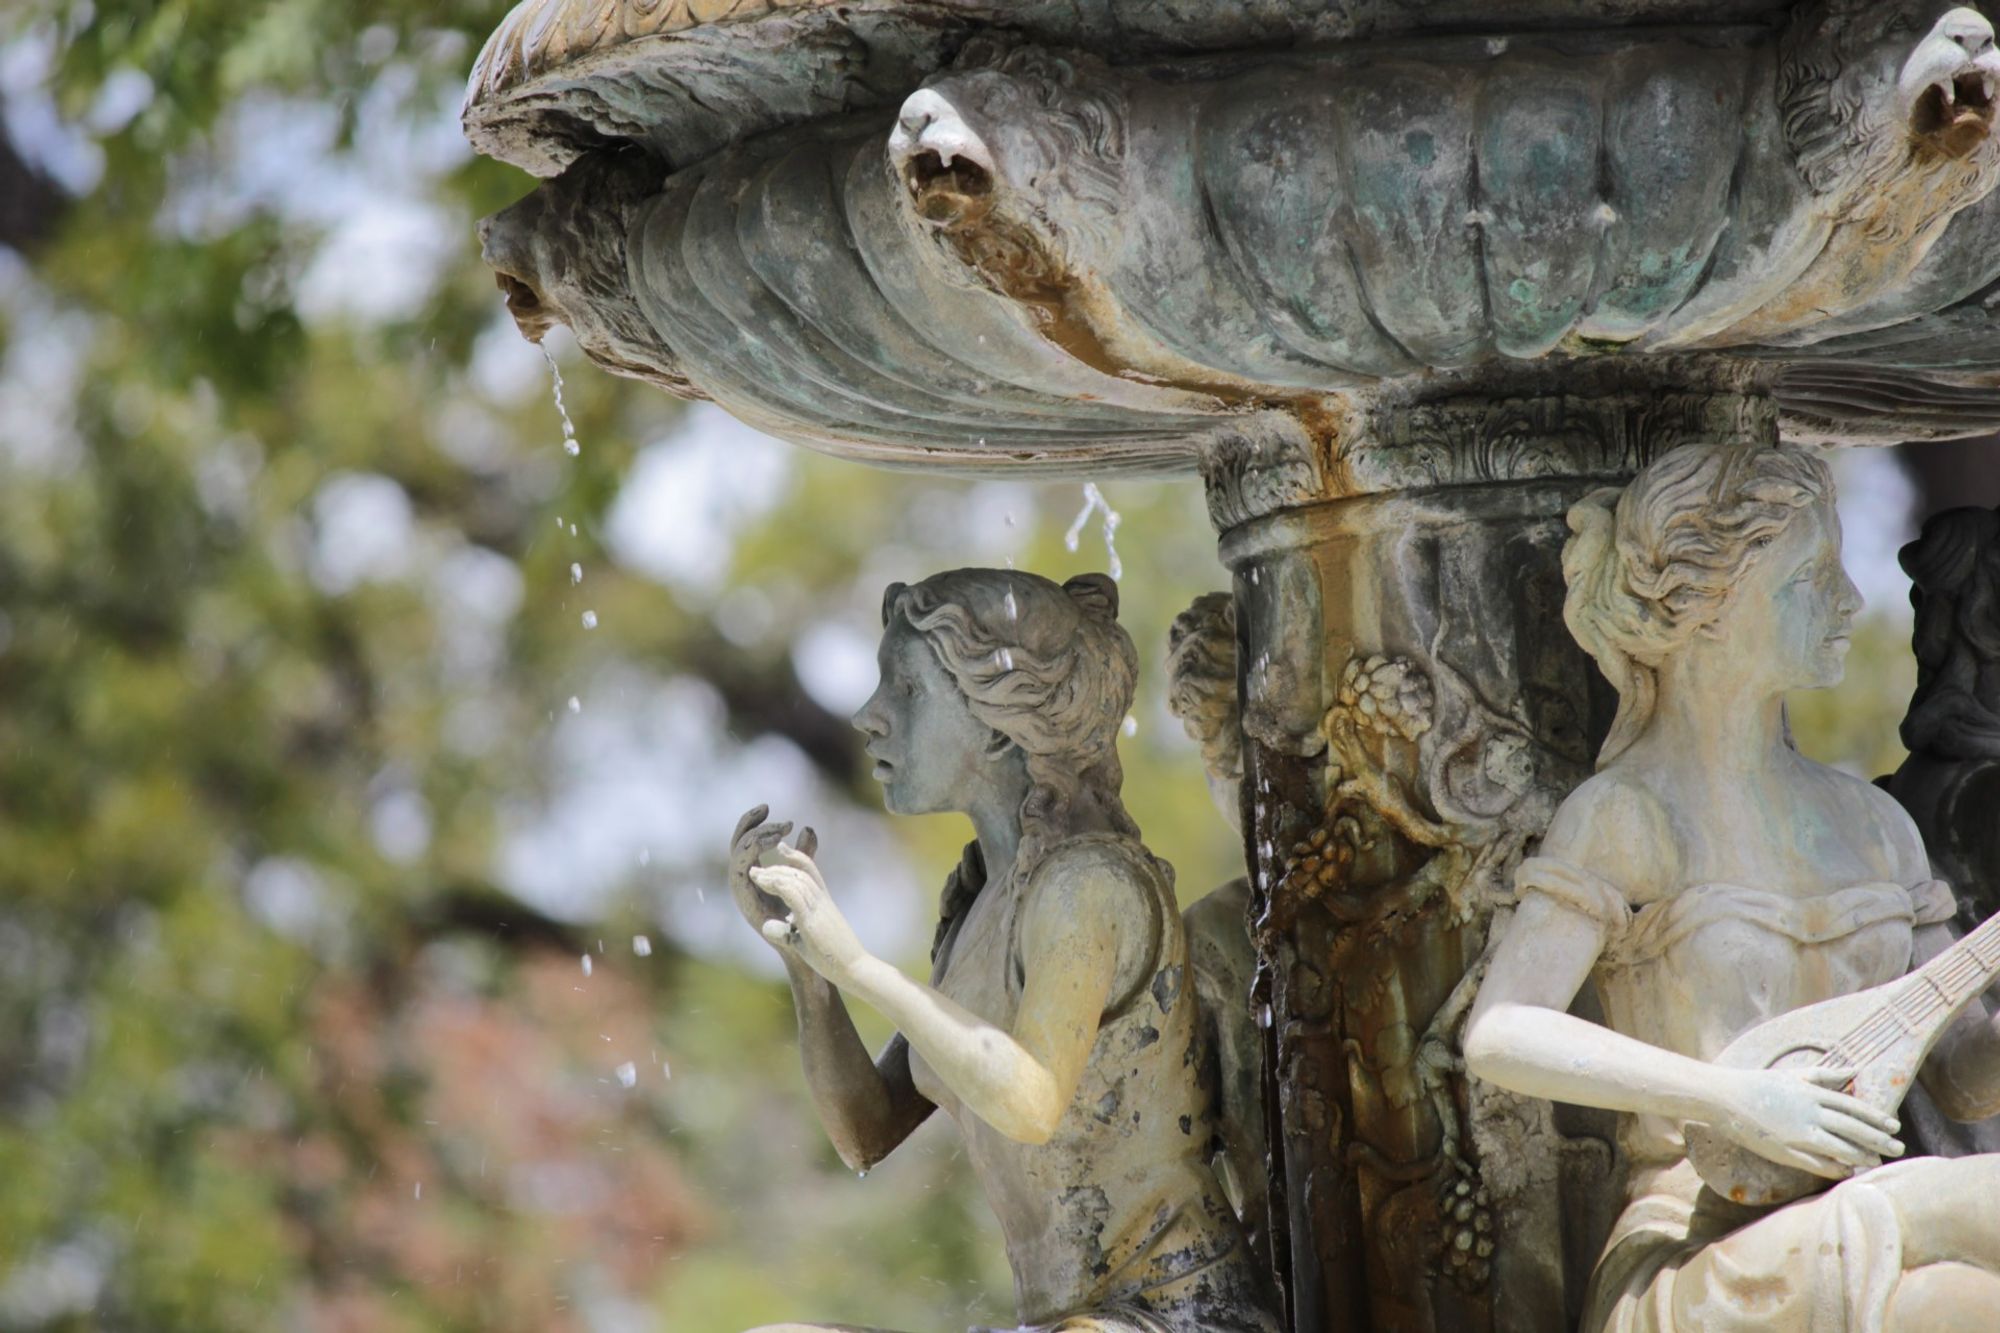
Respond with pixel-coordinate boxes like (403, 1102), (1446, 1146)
(1165, 592), (1243, 786)
(1901, 505), (2000, 759)
(882, 568), (1143, 962)
(1562, 445), (1831, 766)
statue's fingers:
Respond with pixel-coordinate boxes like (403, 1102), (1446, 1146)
(1801, 1065), (1856, 1090)
(1802, 1128), (1869, 1171)
(733, 805), (770, 844)
(751, 821), (794, 858)
(769, 842), (822, 879)
(748, 866), (804, 909)
(1820, 1110), (1901, 1159)
(796, 826), (818, 858)
(760, 918), (794, 947)
(1816, 1088), (1897, 1137)
(1777, 1143), (1846, 1178)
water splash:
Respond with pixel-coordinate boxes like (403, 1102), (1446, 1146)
(632, 935), (653, 957)
(570, 562), (583, 585)
(541, 343), (581, 457)
(615, 1061), (638, 1089)
(580, 953), (593, 977)
(1003, 589), (1018, 621)
(567, 696), (581, 714)
(1121, 715), (1138, 738)
(581, 610), (599, 630)
(1063, 483), (1123, 580)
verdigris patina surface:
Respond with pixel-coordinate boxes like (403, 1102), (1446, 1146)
(460, 2), (2000, 1328)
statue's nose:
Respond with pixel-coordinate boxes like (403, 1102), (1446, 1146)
(1942, 8), (1996, 57)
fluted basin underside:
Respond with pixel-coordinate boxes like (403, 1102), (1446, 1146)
(466, 0), (2000, 477)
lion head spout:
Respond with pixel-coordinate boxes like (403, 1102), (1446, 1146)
(887, 43), (1126, 273)
(1781, 2), (2000, 215)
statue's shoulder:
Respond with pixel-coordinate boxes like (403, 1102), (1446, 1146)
(1540, 769), (1680, 903)
(1031, 832), (1163, 891)
(1804, 757), (1933, 883)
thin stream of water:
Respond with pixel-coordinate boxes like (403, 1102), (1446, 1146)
(541, 342), (581, 456)
(1063, 482), (1124, 580)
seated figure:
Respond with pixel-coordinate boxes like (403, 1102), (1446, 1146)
(1463, 444), (2000, 1332)
(730, 568), (1279, 1333)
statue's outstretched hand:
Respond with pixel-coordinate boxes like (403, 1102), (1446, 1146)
(730, 805), (804, 960)
(748, 830), (866, 986)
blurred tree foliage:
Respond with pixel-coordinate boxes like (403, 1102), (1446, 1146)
(0, 4), (1244, 1329)
(0, 3), (1931, 1330)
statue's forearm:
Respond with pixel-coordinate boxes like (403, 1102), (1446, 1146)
(787, 961), (924, 1169)
(1464, 1001), (1734, 1125)
(840, 955), (1065, 1145)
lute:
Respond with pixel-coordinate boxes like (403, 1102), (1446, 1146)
(1685, 900), (2000, 1206)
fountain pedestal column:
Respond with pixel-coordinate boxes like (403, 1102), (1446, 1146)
(1207, 380), (1778, 1331)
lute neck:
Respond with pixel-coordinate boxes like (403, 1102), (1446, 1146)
(1828, 892), (1999, 1068)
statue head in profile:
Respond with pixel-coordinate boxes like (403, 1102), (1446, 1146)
(1166, 591), (1244, 834)
(1560, 444), (1855, 765)
(859, 567), (1146, 954)
(1900, 504), (2000, 760)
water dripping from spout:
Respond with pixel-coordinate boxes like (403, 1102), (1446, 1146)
(541, 342), (581, 457)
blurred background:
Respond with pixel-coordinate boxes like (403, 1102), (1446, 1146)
(0, 5), (1995, 1330)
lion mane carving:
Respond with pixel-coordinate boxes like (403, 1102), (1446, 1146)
(1779, 1), (2000, 234)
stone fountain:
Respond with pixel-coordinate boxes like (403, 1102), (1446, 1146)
(462, 2), (2000, 1328)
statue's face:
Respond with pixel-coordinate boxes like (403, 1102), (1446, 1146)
(1718, 501), (1864, 693)
(852, 621), (999, 817)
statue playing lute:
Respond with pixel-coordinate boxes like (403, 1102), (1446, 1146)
(1463, 444), (2000, 1332)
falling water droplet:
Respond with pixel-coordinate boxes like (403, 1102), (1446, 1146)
(581, 610), (599, 630)
(857, 1169), (869, 1179)
(570, 562), (583, 585)
(615, 1061), (638, 1089)
(541, 342), (581, 458)
(639, 848), (651, 867)
(580, 953), (594, 977)
(568, 523), (577, 537)
(633, 935), (653, 957)
(567, 696), (581, 714)
(1121, 715), (1138, 738)
(414, 1181), (423, 1200)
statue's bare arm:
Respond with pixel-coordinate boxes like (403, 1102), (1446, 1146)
(739, 812), (1123, 1147)
(730, 808), (933, 1170)
(785, 966), (934, 1171)
(1464, 781), (1902, 1176)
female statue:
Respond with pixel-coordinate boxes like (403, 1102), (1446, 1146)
(729, 568), (1278, 1333)
(1463, 444), (2000, 1331)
